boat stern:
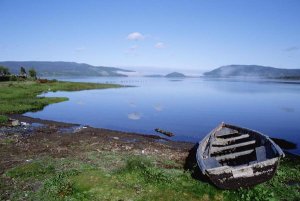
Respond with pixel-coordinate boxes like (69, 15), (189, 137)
(206, 158), (279, 189)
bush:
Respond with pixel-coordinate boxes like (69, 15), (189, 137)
(29, 68), (37, 79)
(9, 75), (17, 81)
(0, 76), (10, 82)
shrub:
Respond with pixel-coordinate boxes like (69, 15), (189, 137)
(9, 75), (17, 81)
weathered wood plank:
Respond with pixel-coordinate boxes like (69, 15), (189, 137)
(210, 140), (256, 154)
(213, 134), (250, 146)
(215, 149), (254, 161)
(215, 128), (239, 137)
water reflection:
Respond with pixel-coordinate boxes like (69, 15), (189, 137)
(154, 104), (163, 112)
(281, 107), (295, 113)
(128, 112), (142, 120)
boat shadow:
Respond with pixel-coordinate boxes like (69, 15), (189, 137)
(184, 143), (213, 184)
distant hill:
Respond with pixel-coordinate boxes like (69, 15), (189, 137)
(144, 74), (164, 77)
(0, 61), (133, 77)
(165, 72), (186, 78)
(204, 65), (300, 79)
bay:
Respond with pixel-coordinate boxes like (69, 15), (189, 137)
(25, 77), (300, 154)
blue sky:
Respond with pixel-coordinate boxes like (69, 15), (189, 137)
(0, 0), (299, 73)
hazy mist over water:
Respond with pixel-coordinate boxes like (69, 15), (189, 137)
(26, 77), (300, 154)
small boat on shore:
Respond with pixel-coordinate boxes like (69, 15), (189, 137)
(196, 123), (285, 189)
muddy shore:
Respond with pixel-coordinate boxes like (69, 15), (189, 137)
(1, 114), (194, 173)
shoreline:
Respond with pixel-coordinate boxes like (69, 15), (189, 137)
(8, 114), (300, 156)
(8, 114), (192, 144)
(1, 114), (194, 172)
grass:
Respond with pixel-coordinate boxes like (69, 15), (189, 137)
(2, 153), (299, 201)
(3, 156), (222, 201)
(0, 114), (9, 124)
(6, 161), (56, 179)
(0, 138), (15, 145)
(0, 80), (121, 114)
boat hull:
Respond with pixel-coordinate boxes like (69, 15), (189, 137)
(196, 123), (284, 189)
(207, 160), (279, 189)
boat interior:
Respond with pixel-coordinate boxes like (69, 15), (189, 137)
(202, 124), (282, 169)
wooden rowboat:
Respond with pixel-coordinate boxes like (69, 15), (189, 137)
(196, 123), (285, 189)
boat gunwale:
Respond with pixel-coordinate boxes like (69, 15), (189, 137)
(196, 123), (285, 175)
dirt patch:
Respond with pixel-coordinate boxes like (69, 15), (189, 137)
(1, 115), (194, 172)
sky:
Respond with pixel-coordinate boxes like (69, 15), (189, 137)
(0, 0), (300, 74)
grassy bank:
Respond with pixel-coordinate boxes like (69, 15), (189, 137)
(1, 151), (299, 201)
(1, 154), (222, 201)
(0, 80), (121, 114)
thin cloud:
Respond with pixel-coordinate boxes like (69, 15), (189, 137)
(284, 46), (299, 52)
(129, 45), (138, 51)
(155, 42), (165, 49)
(75, 47), (86, 52)
(125, 45), (139, 54)
(127, 32), (145, 41)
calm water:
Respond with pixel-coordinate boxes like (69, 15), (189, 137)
(26, 77), (300, 154)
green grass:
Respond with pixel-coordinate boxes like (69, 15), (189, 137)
(0, 114), (8, 124)
(3, 154), (299, 201)
(0, 80), (121, 114)
(2, 156), (223, 201)
(6, 161), (56, 179)
(0, 138), (15, 145)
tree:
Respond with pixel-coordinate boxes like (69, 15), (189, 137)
(29, 68), (37, 79)
(20, 67), (27, 76)
(0, 66), (10, 76)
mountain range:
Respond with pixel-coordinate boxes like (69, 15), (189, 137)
(0, 61), (133, 77)
(204, 65), (300, 79)
(1, 62), (300, 79)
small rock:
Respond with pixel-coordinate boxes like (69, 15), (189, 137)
(113, 137), (119, 140)
(11, 120), (20, 127)
(125, 146), (132, 150)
